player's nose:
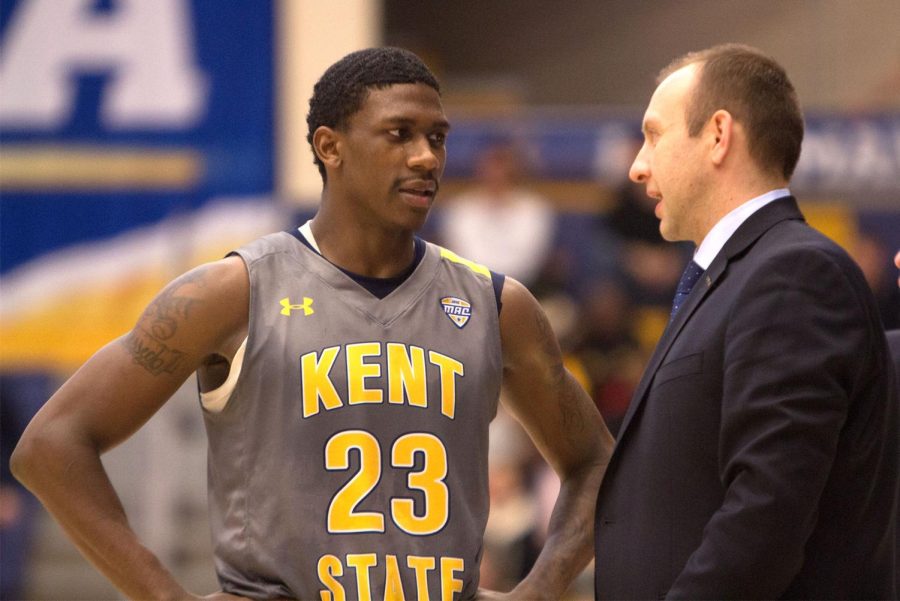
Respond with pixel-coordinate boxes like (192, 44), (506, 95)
(408, 137), (440, 172)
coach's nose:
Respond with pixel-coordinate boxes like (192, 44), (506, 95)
(629, 141), (650, 184)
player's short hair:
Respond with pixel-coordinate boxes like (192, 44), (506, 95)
(659, 44), (804, 181)
(306, 47), (441, 182)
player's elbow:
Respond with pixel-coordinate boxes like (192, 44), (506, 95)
(558, 439), (609, 485)
(10, 429), (41, 489)
(567, 422), (614, 479)
(10, 421), (71, 492)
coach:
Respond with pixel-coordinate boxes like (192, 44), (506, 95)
(594, 44), (898, 599)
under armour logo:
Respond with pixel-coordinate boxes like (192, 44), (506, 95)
(280, 297), (314, 316)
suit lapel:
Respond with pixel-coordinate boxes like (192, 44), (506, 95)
(615, 259), (724, 438)
(614, 197), (806, 444)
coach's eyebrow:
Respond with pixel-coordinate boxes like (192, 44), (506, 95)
(641, 116), (662, 138)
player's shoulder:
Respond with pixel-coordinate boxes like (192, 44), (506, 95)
(498, 275), (532, 306)
(131, 256), (248, 358)
(233, 230), (300, 265)
(498, 276), (542, 331)
(428, 241), (507, 314)
(429, 241), (493, 280)
(167, 255), (248, 307)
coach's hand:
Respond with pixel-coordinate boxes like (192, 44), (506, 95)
(894, 250), (899, 287)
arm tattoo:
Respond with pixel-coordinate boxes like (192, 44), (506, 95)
(121, 268), (208, 376)
(123, 328), (187, 376)
(143, 270), (204, 340)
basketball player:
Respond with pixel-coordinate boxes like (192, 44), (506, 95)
(12, 47), (614, 600)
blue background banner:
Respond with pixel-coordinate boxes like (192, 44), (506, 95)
(1, 0), (274, 274)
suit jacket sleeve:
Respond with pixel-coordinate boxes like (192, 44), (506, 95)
(668, 246), (876, 599)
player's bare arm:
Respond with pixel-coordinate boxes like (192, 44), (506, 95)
(484, 277), (614, 600)
(11, 256), (250, 601)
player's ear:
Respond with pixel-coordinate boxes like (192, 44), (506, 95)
(313, 126), (342, 171)
(709, 109), (733, 166)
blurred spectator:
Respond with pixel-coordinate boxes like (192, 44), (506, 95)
(1, 372), (55, 600)
(604, 162), (687, 308)
(481, 407), (541, 592)
(437, 140), (556, 287)
(568, 279), (645, 436)
(549, 154), (688, 434)
(606, 172), (663, 245)
(850, 232), (900, 329)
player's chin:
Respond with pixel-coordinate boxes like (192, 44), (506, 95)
(394, 208), (431, 232)
(398, 189), (435, 211)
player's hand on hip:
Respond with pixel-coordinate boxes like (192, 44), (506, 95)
(476, 588), (549, 601)
(196, 595), (295, 601)
(194, 592), (255, 601)
(475, 590), (509, 601)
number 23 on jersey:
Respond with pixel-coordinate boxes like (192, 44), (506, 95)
(326, 429), (449, 535)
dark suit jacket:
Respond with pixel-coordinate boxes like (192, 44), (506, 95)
(594, 197), (899, 600)
(888, 329), (900, 595)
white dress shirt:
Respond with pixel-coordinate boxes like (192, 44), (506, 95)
(693, 188), (791, 270)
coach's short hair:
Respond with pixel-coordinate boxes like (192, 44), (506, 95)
(306, 47), (441, 182)
(659, 44), (804, 181)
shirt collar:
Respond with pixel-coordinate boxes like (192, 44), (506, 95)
(298, 220), (321, 253)
(693, 188), (791, 269)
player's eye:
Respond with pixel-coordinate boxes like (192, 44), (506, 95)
(388, 128), (410, 140)
(428, 132), (447, 147)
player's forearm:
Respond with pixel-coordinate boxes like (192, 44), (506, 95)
(511, 460), (605, 600)
(11, 424), (189, 600)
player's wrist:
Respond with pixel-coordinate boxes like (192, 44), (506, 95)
(507, 578), (558, 601)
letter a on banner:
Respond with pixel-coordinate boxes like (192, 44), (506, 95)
(0, 0), (208, 129)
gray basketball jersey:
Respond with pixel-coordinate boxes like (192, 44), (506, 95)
(202, 231), (503, 600)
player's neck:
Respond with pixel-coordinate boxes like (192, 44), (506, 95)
(309, 213), (417, 279)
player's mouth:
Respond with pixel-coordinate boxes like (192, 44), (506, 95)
(398, 180), (438, 208)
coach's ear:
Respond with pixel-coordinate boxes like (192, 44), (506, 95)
(313, 126), (342, 171)
(708, 109), (733, 167)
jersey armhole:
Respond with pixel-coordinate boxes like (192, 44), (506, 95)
(490, 270), (506, 315)
(199, 336), (248, 413)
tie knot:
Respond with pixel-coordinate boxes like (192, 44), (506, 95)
(677, 260), (704, 295)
